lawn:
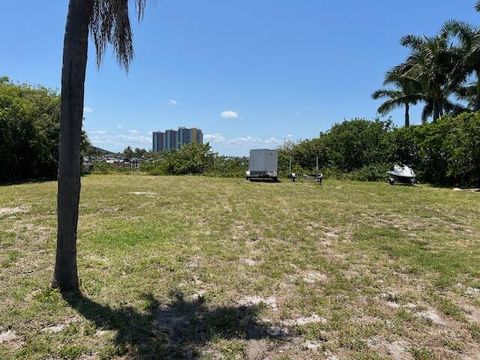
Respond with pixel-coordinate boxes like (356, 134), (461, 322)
(0, 175), (479, 359)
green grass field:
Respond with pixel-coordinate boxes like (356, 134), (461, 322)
(1, 175), (479, 359)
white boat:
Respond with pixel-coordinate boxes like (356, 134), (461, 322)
(388, 164), (416, 185)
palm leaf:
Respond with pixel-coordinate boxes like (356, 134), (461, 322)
(89, 0), (147, 70)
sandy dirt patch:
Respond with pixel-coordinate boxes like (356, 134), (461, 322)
(466, 287), (480, 297)
(368, 337), (413, 360)
(238, 296), (278, 311)
(416, 309), (446, 326)
(303, 271), (328, 284)
(128, 191), (157, 196)
(281, 314), (327, 327)
(42, 324), (66, 333)
(0, 330), (18, 343)
(0, 207), (28, 217)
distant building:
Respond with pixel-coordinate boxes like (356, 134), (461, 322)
(152, 127), (203, 152)
(165, 129), (177, 150)
(152, 131), (165, 152)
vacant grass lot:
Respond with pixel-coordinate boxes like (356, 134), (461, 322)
(0, 175), (479, 359)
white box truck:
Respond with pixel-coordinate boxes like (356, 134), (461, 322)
(246, 149), (278, 181)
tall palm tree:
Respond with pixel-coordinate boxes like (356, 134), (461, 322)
(400, 34), (460, 122)
(52, 0), (146, 292)
(442, 20), (480, 111)
(372, 67), (423, 127)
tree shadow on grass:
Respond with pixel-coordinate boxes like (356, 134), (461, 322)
(62, 290), (286, 359)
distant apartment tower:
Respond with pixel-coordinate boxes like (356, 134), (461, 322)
(152, 131), (165, 152)
(152, 127), (203, 152)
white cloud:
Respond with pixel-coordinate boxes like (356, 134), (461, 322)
(220, 110), (239, 119)
(83, 106), (94, 113)
(205, 133), (294, 148)
(87, 129), (151, 151)
(91, 130), (106, 135)
(204, 133), (226, 142)
(167, 99), (178, 106)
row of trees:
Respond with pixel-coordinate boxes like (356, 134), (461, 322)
(96, 113), (480, 187)
(0, 77), (60, 182)
(0, 78), (91, 182)
(279, 114), (480, 187)
(122, 146), (147, 160)
(98, 143), (249, 178)
(373, 1), (480, 126)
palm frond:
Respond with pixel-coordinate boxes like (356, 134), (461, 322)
(443, 99), (469, 115)
(400, 34), (427, 51)
(372, 89), (402, 100)
(377, 98), (404, 115)
(422, 101), (433, 124)
(442, 20), (474, 44)
(89, 0), (146, 71)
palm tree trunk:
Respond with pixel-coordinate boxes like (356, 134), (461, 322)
(476, 70), (480, 112)
(432, 100), (441, 122)
(52, 0), (91, 292)
(404, 103), (410, 127)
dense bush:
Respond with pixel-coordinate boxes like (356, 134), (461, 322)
(0, 78), (90, 183)
(205, 155), (248, 178)
(141, 143), (215, 175)
(322, 119), (392, 171)
(141, 144), (248, 178)
(0, 78), (61, 182)
(278, 119), (392, 176)
(91, 162), (136, 174)
(389, 113), (480, 186)
(281, 114), (480, 187)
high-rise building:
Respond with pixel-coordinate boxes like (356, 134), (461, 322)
(165, 129), (177, 150)
(177, 127), (192, 149)
(153, 127), (203, 152)
(191, 128), (198, 144)
(152, 131), (165, 152)
(196, 129), (203, 144)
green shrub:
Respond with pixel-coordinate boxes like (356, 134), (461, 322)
(347, 164), (391, 182)
(281, 114), (480, 186)
(278, 118), (392, 177)
(0, 77), (89, 183)
(142, 143), (215, 176)
(442, 113), (480, 186)
(92, 162), (137, 175)
(205, 155), (248, 178)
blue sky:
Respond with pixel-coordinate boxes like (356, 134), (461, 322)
(1, 1), (479, 155)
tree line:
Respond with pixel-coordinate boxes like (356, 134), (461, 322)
(107, 111), (480, 187)
(373, 1), (480, 126)
(93, 143), (249, 178)
(0, 77), (89, 183)
(279, 114), (480, 187)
